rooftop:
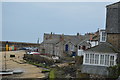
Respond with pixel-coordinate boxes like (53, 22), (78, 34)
(85, 42), (119, 53)
(43, 33), (90, 45)
(106, 1), (120, 8)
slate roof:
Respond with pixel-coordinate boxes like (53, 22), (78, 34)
(79, 41), (91, 46)
(43, 33), (87, 45)
(64, 36), (83, 45)
(106, 1), (120, 33)
(106, 1), (120, 8)
(42, 39), (60, 44)
(91, 33), (99, 41)
(78, 32), (99, 47)
(85, 42), (119, 53)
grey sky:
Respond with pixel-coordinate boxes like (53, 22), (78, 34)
(2, 2), (112, 43)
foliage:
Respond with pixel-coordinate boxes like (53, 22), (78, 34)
(26, 60), (50, 69)
(108, 64), (120, 78)
(49, 69), (56, 80)
(42, 69), (50, 73)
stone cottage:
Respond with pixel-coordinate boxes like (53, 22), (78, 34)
(39, 32), (90, 57)
(81, 42), (118, 76)
(81, 1), (120, 76)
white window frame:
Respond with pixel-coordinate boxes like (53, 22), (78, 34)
(100, 54), (104, 65)
(105, 55), (109, 66)
(90, 54), (94, 64)
(78, 49), (84, 56)
(85, 54), (89, 63)
(100, 31), (106, 42)
(95, 54), (99, 64)
(70, 44), (74, 51)
(83, 52), (117, 67)
(110, 56), (114, 66)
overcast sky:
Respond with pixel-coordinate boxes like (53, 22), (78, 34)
(2, 2), (114, 43)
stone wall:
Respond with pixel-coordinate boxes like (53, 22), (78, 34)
(54, 42), (64, 57)
(107, 33), (120, 51)
(23, 54), (54, 66)
(81, 65), (109, 76)
(43, 43), (54, 55)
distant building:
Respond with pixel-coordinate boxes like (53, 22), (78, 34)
(0, 41), (39, 51)
(40, 32), (90, 57)
(77, 29), (105, 56)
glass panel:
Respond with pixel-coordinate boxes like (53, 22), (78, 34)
(110, 56), (114, 66)
(65, 44), (68, 51)
(101, 31), (106, 42)
(90, 54), (94, 64)
(85, 54), (89, 63)
(105, 55), (109, 65)
(95, 54), (99, 64)
(100, 55), (104, 65)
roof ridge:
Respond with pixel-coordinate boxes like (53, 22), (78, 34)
(106, 1), (120, 8)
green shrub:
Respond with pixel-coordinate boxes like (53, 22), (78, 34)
(49, 69), (56, 80)
(108, 64), (120, 78)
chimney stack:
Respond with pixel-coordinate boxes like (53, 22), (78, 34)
(51, 32), (53, 35)
(90, 34), (93, 41)
(60, 34), (64, 41)
(49, 32), (53, 39)
(77, 33), (79, 36)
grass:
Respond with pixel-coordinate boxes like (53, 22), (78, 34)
(42, 69), (50, 73)
(49, 69), (56, 80)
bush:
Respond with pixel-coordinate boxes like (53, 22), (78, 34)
(42, 69), (50, 73)
(49, 69), (56, 80)
(108, 64), (120, 78)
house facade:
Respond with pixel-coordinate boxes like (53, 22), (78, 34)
(39, 32), (88, 57)
(81, 42), (118, 75)
(81, 1), (120, 76)
(77, 29), (105, 56)
(106, 2), (120, 51)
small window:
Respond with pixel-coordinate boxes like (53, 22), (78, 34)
(90, 54), (94, 64)
(100, 55), (104, 65)
(85, 54), (89, 63)
(65, 44), (69, 51)
(100, 31), (106, 42)
(70, 45), (74, 51)
(110, 56), (114, 66)
(95, 54), (99, 64)
(105, 55), (109, 65)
